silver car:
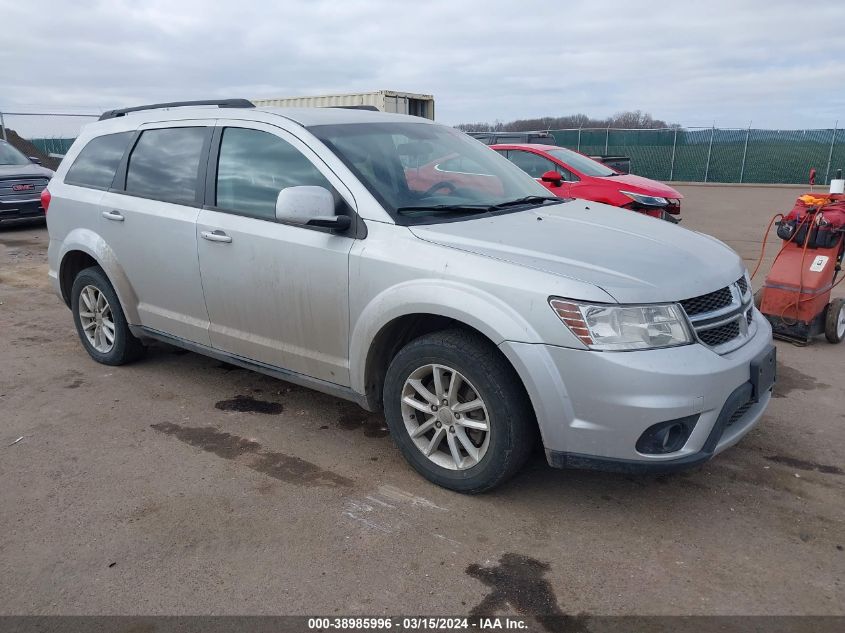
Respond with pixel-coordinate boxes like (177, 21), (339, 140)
(46, 100), (776, 492)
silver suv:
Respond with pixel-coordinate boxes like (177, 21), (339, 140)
(46, 100), (776, 492)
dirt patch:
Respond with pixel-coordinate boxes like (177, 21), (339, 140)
(152, 423), (261, 459)
(0, 236), (42, 248)
(0, 128), (58, 169)
(124, 501), (163, 523)
(466, 553), (584, 632)
(0, 265), (51, 291)
(215, 394), (283, 414)
(250, 451), (352, 487)
(336, 403), (389, 438)
(765, 455), (843, 476)
(774, 362), (830, 398)
(653, 473), (710, 491)
(14, 334), (53, 345)
(151, 422), (352, 488)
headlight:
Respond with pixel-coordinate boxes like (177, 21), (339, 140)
(549, 298), (692, 351)
(620, 190), (668, 207)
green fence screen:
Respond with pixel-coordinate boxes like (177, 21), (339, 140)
(24, 128), (845, 186)
(29, 138), (76, 156)
(547, 127), (844, 185)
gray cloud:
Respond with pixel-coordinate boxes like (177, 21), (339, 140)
(2, 0), (844, 137)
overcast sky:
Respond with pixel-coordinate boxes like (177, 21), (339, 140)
(2, 0), (844, 137)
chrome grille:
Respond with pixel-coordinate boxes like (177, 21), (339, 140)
(699, 321), (740, 347)
(681, 276), (754, 353)
(680, 286), (733, 316)
(0, 177), (49, 201)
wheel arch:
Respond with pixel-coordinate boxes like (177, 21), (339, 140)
(352, 282), (541, 413)
(56, 229), (139, 324)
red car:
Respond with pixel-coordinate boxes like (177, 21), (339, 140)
(491, 143), (683, 221)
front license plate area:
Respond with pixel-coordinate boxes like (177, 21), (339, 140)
(751, 345), (777, 401)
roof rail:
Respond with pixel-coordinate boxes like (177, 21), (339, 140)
(99, 99), (255, 121)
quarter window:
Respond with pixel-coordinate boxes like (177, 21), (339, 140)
(507, 150), (559, 179)
(215, 127), (332, 220)
(125, 127), (207, 205)
(65, 132), (133, 190)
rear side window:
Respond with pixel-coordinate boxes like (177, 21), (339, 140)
(215, 127), (332, 220)
(64, 132), (133, 189)
(126, 127), (207, 205)
(507, 150), (558, 178)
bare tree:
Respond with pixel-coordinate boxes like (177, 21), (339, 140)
(457, 110), (675, 132)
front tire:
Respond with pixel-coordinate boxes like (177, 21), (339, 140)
(383, 328), (535, 493)
(71, 266), (144, 365)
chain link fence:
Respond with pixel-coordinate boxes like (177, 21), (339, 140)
(2, 110), (843, 185)
(0, 110), (99, 170)
(548, 126), (844, 185)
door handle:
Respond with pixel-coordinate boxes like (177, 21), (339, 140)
(201, 230), (233, 243)
(102, 210), (124, 221)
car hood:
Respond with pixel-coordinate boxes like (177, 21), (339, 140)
(409, 199), (743, 304)
(598, 173), (682, 199)
(0, 163), (54, 179)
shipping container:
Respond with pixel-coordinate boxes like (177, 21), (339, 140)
(252, 90), (435, 120)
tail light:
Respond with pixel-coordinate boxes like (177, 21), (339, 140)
(40, 188), (51, 213)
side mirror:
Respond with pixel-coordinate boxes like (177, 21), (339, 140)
(541, 170), (563, 185)
(275, 186), (351, 231)
(29, 156), (42, 165)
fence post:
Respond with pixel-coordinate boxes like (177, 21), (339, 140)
(739, 124), (751, 183)
(704, 125), (715, 183)
(0, 110), (7, 141)
(669, 128), (678, 181)
(577, 127), (581, 152)
(824, 120), (838, 185)
(605, 127), (609, 154)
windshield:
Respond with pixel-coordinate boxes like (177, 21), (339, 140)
(547, 147), (616, 177)
(310, 122), (557, 223)
(0, 141), (31, 166)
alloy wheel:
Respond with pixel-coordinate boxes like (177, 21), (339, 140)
(400, 364), (490, 470)
(78, 285), (115, 353)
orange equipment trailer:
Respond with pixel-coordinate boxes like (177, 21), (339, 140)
(758, 191), (845, 344)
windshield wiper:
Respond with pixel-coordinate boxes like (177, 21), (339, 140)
(490, 195), (561, 209)
(397, 196), (561, 216)
(397, 204), (492, 216)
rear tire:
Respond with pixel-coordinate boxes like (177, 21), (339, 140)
(824, 298), (845, 344)
(71, 266), (144, 365)
(383, 328), (535, 493)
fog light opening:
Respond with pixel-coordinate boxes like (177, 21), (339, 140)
(636, 415), (699, 455)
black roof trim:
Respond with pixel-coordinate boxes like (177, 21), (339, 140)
(99, 99), (255, 121)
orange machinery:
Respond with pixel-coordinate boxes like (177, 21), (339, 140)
(758, 192), (845, 344)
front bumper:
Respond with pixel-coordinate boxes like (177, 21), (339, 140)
(0, 197), (45, 222)
(621, 202), (681, 223)
(499, 308), (774, 470)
